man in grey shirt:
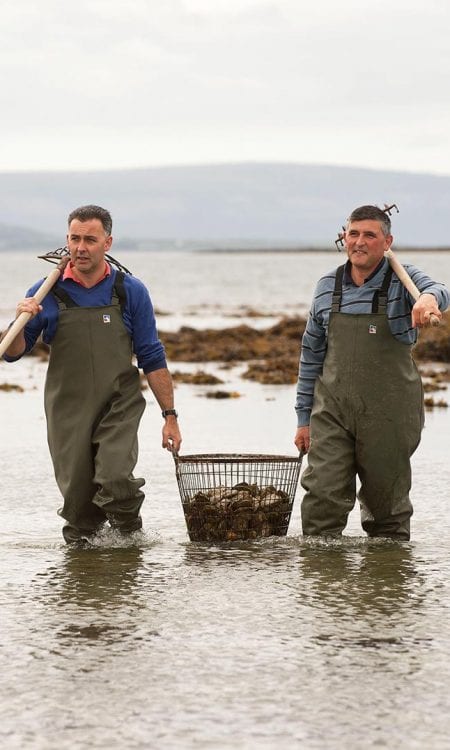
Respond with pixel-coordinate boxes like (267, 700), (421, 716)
(294, 204), (449, 540)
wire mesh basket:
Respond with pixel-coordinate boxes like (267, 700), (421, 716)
(174, 453), (303, 542)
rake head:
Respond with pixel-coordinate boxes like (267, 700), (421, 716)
(334, 202), (399, 251)
(37, 247), (132, 275)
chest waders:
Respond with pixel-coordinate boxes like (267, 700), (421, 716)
(301, 265), (424, 540)
(44, 275), (146, 543)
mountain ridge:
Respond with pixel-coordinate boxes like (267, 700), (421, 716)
(1, 162), (449, 247)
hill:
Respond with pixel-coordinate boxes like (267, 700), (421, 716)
(0, 222), (59, 251)
(0, 162), (449, 247)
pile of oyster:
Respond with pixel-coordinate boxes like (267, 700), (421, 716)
(183, 481), (292, 541)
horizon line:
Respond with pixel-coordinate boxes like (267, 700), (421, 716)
(0, 159), (449, 180)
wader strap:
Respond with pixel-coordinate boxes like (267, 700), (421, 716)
(52, 286), (79, 310)
(331, 264), (394, 313)
(111, 271), (127, 315)
(371, 266), (393, 313)
(51, 271), (127, 313)
(331, 265), (346, 312)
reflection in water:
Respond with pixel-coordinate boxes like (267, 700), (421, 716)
(298, 539), (423, 616)
(50, 546), (144, 609)
(1, 534), (448, 750)
(297, 539), (431, 659)
(32, 546), (154, 651)
(182, 538), (424, 618)
(182, 537), (297, 570)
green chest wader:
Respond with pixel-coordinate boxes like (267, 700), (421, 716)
(44, 277), (146, 540)
(300, 265), (424, 539)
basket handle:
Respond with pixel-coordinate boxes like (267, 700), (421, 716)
(172, 450), (303, 464)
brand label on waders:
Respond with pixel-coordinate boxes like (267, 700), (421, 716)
(368, 324), (377, 334)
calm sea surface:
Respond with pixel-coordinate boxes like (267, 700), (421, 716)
(1, 250), (450, 749)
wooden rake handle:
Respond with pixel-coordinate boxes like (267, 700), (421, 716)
(0, 257), (69, 358)
(384, 249), (440, 327)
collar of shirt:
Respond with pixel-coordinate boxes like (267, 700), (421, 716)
(343, 257), (387, 286)
(63, 260), (111, 287)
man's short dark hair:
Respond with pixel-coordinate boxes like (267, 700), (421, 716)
(68, 205), (112, 236)
(347, 205), (391, 236)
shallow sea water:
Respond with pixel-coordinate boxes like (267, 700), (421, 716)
(1, 250), (450, 749)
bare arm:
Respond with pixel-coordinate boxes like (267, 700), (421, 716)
(146, 367), (182, 452)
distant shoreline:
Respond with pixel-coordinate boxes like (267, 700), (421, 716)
(194, 246), (450, 254)
(1, 245), (450, 254)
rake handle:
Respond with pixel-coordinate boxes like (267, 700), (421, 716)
(385, 249), (440, 327)
(0, 259), (69, 359)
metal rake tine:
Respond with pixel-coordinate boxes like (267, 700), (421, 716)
(335, 226), (346, 251)
(37, 246), (70, 264)
(105, 253), (133, 275)
(383, 203), (399, 216)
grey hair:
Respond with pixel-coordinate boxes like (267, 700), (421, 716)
(68, 205), (113, 236)
(347, 205), (391, 237)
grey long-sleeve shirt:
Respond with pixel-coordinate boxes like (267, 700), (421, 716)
(295, 258), (450, 427)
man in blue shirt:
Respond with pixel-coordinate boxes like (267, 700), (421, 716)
(1, 204), (182, 544)
(294, 204), (449, 540)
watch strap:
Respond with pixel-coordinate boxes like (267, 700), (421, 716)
(162, 408), (178, 418)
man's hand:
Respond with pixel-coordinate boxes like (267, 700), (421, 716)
(0, 297), (42, 358)
(294, 425), (310, 454)
(15, 297), (43, 319)
(411, 293), (441, 328)
(162, 416), (182, 453)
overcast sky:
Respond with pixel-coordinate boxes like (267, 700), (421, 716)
(1, 0), (449, 175)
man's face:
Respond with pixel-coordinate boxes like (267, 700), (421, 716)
(67, 218), (112, 276)
(344, 219), (392, 275)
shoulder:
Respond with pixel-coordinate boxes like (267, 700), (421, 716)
(112, 272), (150, 303)
(400, 262), (420, 274)
(314, 266), (341, 294)
(121, 273), (149, 295)
(393, 263), (432, 285)
(120, 273), (154, 313)
(27, 278), (47, 296)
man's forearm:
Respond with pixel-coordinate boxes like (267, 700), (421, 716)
(146, 367), (182, 452)
(408, 265), (450, 311)
(0, 328), (27, 359)
(146, 367), (176, 410)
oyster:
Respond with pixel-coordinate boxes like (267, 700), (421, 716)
(183, 481), (293, 542)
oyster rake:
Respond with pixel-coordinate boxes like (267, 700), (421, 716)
(0, 247), (132, 358)
(38, 246), (132, 275)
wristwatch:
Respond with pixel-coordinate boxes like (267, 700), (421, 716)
(162, 408), (178, 418)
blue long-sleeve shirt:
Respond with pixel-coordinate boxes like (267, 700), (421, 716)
(4, 269), (167, 374)
(295, 258), (450, 427)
